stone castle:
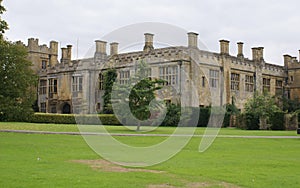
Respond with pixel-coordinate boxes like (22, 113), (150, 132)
(26, 32), (300, 114)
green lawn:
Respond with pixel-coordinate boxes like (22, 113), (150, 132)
(0, 122), (298, 136)
(0, 122), (300, 187)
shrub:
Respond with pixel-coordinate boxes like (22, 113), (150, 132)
(29, 113), (121, 125)
(161, 104), (181, 127)
(245, 113), (260, 130)
(198, 107), (210, 127)
(235, 114), (247, 129)
(270, 112), (286, 130)
(222, 112), (231, 128)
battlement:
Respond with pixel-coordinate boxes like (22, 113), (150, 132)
(110, 46), (188, 66)
(27, 38), (58, 56)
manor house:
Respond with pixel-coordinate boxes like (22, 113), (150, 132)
(26, 32), (300, 114)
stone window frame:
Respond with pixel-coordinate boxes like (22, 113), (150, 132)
(209, 69), (219, 88)
(159, 66), (178, 86)
(39, 79), (47, 95)
(48, 78), (57, 98)
(275, 79), (283, 96)
(72, 76), (83, 93)
(119, 70), (130, 85)
(41, 60), (47, 69)
(202, 76), (206, 87)
(245, 75), (254, 92)
(263, 78), (271, 92)
(40, 102), (46, 113)
(99, 72), (104, 90)
(230, 73), (240, 91)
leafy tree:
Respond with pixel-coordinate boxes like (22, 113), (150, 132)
(0, 39), (37, 121)
(226, 96), (240, 115)
(282, 97), (300, 113)
(245, 92), (281, 117)
(102, 69), (117, 114)
(112, 61), (165, 131)
(0, 0), (8, 38)
(244, 92), (281, 129)
(0, 2), (37, 121)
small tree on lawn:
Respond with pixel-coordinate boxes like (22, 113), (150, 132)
(112, 60), (165, 131)
(244, 92), (281, 129)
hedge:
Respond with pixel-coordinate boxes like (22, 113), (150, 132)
(29, 113), (121, 125)
(270, 112), (286, 130)
(236, 112), (287, 130)
(236, 113), (259, 130)
(160, 106), (230, 127)
(29, 107), (231, 127)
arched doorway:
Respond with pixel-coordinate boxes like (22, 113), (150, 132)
(62, 103), (71, 114)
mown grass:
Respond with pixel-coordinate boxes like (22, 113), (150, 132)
(0, 122), (298, 136)
(0, 122), (300, 187)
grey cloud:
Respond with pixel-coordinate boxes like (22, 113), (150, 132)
(2, 0), (300, 64)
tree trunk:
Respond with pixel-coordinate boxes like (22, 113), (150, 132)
(136, 121), (141, 131)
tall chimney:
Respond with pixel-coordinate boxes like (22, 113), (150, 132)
(187, 32), (198, 48)
(298, 50), (300, 63)
(237, 42), (244, 58)
(252, 47), (264, 62)
(219, 40), (230, 55)
(110, 42), (119, 56)
(49, 41), (58, 67)
(258, 47), (264, 61)
(143, 33), (154, 53)
(284, 54), (292, 68)
(252, 48), (259, 61)
(61, 47), (68, 63)
(95, 40), (107, 55)
(94, 40), (107, 62)
(67, 45), (72, 60)
(50, 41), (58, 55)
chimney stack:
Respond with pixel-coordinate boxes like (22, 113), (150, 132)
(95, 40), (107, 55)
(50, 41), (58, 55)
(61, 47), (68, 63)
(49, 41), (58, 67)
(143, 33), (154, 53)
(219, 40), (230, 55)
(237, 42), (244, 58)
(252, 47), (264, 62)
(110, 42), (119, 56)
(299, 50), (300, 62)
(67, 45), (72, 60)
(284, 54), (292, 68)
(94, 40), (107, 61)
(187, 32), (198, 48)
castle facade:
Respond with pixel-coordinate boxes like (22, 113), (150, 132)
(26, 32), (300, 114)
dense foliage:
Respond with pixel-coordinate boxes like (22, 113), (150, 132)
(0, 2), (37, 122)
(102, 69), (117, 114)
(0, 0), (8, 38)
(0, 39), (37, 121)
(112, 60), (165, 131)
(30, 113), (121, 125)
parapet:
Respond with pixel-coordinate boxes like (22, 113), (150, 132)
(27, 38), (58, 56)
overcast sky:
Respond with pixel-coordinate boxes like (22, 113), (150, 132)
(2, 0), (300, 65)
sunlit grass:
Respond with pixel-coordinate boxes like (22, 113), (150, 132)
(0, 130), (300, 187)
(0, 122), (298, 136)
